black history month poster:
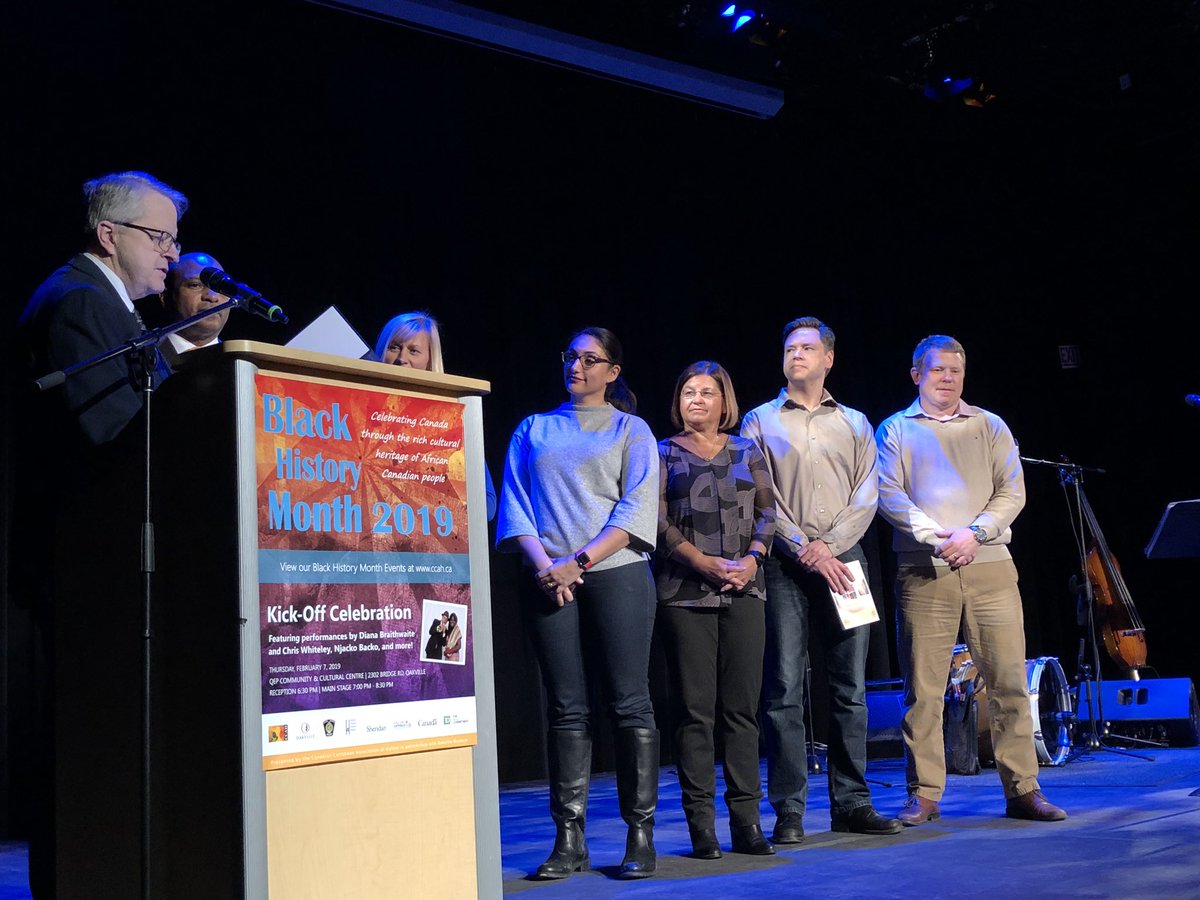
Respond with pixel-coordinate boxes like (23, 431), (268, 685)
(255, 373), (477, 770)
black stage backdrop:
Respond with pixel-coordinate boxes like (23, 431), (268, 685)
(3, 0), (1199, 824)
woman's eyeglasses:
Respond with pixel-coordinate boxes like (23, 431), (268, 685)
(562, 351), (614, 369)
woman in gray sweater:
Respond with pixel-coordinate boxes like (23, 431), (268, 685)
(497, 326), (660, 880)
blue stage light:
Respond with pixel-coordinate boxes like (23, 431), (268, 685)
(720, 4), (737, 16)
(733, 11), (755, 31)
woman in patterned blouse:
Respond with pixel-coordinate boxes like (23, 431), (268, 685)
(656, 360), (777, 859)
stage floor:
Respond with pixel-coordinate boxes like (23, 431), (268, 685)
(497, 744), (1200, 899)
(2, 745), (1198, 898)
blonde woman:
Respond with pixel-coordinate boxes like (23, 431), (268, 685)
(373, 311), (495, 520)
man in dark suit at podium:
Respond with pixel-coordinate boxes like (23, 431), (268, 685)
(13, 170), (187, 899)
(18, 170), (188, 444)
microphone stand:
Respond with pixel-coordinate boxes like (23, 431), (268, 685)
(1019, 456), (1157, 763)
(33, 297), (247, 900)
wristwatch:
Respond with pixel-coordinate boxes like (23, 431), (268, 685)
(968, 525), (988, 544)
(747, 549), (765, 565)
(574, 550), (594, 570)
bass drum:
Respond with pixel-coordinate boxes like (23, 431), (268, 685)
(946, 648), (1074, 767)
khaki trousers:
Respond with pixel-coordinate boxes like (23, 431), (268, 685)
(896, 559), (1040, 801)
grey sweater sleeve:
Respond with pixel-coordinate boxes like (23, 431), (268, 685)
(606, 412), (659, 553)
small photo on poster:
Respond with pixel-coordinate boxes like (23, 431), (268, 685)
(420, 598), (468, 665)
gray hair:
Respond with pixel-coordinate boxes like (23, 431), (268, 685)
(83, 171), (188, 231)
(912, 334), (966, 370)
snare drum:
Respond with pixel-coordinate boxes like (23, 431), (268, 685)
(945, 648), (1074, 767)
(1027, 656), (1074, 766)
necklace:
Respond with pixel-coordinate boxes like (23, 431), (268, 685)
(679, 432), (726, 461)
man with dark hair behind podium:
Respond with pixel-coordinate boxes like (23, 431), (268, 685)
(12, 170), (187, 898)
(137, 251), (232, 364)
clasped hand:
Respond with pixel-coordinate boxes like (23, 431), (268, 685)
(934, 528), (978, 570)
(535, 557), (584, 607)
(797, 540), (855, 594)
(697, 554), (757, 593)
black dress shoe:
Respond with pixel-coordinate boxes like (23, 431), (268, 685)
(689, 828), (722, 859)
(771, 811), (805, 844)
(730, 824), (775, 856)
(831, 805), (903, 835)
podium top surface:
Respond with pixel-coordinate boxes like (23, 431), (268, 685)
(177, 340), (491, 397)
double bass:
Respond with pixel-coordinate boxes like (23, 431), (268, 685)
(1078, 486), (1148, 680)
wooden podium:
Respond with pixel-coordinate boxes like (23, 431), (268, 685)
(55, 342), (501, 899)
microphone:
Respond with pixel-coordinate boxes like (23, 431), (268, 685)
(1186, 394), (1200, 408)
(198, 267), (289, 324)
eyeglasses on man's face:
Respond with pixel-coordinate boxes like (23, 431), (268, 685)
(116, 222), (182, 254)
(562, 351), (614, 369)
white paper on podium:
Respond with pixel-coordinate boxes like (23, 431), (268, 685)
(286, 305), (372, 359)
(829, 559), (880, 630)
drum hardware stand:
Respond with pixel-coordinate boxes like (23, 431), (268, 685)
(1021, 455), (1159, 764)
(804, 663), (825, 775)
(804, 664), (893, 788)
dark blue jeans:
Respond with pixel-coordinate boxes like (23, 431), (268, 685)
(525, 561), (658, 733)
(762, 546), (871, 819)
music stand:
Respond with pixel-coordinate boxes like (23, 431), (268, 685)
(1144, 500), (1200, 795)
(1145, 500), (1200, 560)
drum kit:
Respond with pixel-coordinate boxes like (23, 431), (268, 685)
(946, 644), (1076, 767)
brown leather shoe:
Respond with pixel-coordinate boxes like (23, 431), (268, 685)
(897, 794), (940, 827)
(1006, 790), (1067, 821)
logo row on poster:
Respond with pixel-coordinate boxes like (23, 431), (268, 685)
(262, 696), (477, 760)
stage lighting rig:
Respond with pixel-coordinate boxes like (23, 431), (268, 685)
(892, 2), (997, 106)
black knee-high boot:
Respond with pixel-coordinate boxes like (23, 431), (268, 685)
(536, 729), (592, 879)
(615, 727), (659, 879)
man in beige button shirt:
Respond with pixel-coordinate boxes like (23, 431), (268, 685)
(742, 316), (900, 843)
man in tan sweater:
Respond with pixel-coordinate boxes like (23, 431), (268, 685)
(875, 334), (1067, 825)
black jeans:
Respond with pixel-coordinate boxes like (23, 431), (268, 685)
(660, 596), (766, 829)
(525, 561), (657, 732)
